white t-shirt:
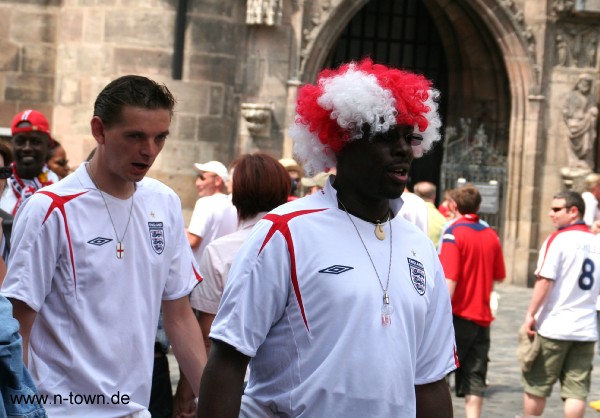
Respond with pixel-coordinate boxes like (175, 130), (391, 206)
(399, 191), (429, 234)
(582, 191), (600, 226)
(535, 222), (600, 341)
(1, 164), (201, 417)
(192, 212), (267, 313)
(210, 181), (457, 417)
(187, 193), (237, 264)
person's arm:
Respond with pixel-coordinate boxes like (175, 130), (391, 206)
(197, 339), (250, 418)
(523, 276), (554, 337)
(445, 278), (457, 299)
(162, 296), (206, 397)
(592, 220), (600, 235)
(0, 257), (7, 288)
(173, 374), (197, 418)
(415, 378), (453, 418)
(197, 311), (216, 355)
(172, 310), (216, 418)
(186, 230), (202, 250)
(9, 298), (37, 366)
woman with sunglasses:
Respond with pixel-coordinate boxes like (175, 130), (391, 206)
(46, 140), (71, 179)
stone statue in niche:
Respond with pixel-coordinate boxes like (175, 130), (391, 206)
(246, 0), (283, 26)
(552, 0), (575, 14)
(555, 33), (571, 67)
(582, 38), (597, 68)
(561, 74), (598, 177)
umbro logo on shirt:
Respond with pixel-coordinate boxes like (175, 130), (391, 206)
(87, 237), (113, 246)
(319, 265), (354, 275)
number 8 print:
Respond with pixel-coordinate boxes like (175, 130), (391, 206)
(578, 258), (595, 290)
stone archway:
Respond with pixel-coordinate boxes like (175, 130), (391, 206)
(294, 0), (541, 285)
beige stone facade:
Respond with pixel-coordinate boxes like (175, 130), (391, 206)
(0, 0), (598, 285)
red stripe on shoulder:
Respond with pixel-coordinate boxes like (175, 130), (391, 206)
(538, 223), (590, 277)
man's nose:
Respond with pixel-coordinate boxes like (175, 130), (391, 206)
(21, 139), (34, 150)
(140, 139), (160, 158)
(392, 136), (413, 158)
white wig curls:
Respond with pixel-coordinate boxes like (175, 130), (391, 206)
(289, 59), (442, 174)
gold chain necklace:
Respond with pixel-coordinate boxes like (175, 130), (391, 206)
(87, 163), (135, 259)
(338, 198), (394, 326)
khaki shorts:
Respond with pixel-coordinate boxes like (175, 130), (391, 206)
(522, 335), (594, 400)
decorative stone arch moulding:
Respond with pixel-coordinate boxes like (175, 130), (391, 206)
(498, 0), (537, 68)
(298, 0), (365, 81)
(298, 0), (538, 87)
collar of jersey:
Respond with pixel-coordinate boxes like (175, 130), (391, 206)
(322, 178), (403, 217)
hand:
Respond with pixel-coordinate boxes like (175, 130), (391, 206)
(172, 376), (197, 418)
(171, 396), (196, 418)
(592, 220), (600, 235)
(524, 313), (536, 338)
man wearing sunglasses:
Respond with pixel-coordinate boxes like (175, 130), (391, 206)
(186, 160), (237, 266)
(521, 190), (600, 418)
(198, 59), (456, 418)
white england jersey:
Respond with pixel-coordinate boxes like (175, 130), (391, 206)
(1, 164), (201, 417)
(535, 222), (600, 341)
(210, 181), (457, 417)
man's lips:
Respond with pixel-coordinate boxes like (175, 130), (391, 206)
(19, 156), (37, 165)
(132, 162), (150, 170)
(386, 164), (410, 181)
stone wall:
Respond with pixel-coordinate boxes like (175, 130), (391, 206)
(0, 0), (264, 218)
(0, 1), (58, 129)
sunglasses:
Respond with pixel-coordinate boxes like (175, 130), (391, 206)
(405, 133), (424, 146)
(53, 159), (69, 167)
(198, 173), (216, 181)
(550, 206), (566, 212)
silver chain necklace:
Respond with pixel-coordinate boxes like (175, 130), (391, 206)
(87, 163), (135, 259)
(338, 198), (395, 326)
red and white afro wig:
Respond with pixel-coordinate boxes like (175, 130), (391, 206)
(289, 58), (442, 174)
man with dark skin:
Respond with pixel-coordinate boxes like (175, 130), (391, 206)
(1, 110), (59, 216)
(197, 59), (456, 418)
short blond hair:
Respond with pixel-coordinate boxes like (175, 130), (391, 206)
(584, 173), (600, 192)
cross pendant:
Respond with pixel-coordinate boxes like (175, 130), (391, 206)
(116, 242), (124, 259)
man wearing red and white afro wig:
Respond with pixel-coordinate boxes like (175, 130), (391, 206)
(289, 58), (442, 175)
(197, 59), (456, 418)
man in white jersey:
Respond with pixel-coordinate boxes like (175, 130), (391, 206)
(186, 160), (237, 264)
(521, 190), (600, 418)
(197, 59), (457, 418)
(1, 75), (206, 417)
(188, 160), (237, 309)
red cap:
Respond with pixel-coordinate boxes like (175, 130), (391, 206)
(11, 109), (52, 140)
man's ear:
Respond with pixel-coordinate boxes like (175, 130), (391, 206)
(90, 116), (106, 145)
(568, 205), (579, 218)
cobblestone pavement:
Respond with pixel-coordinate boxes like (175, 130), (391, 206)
(169, 283), (600, 417)
(450, 283), (600, 418)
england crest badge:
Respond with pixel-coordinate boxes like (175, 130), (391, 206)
(148, 222), (165, 254)
(407, 257), (426, 295)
